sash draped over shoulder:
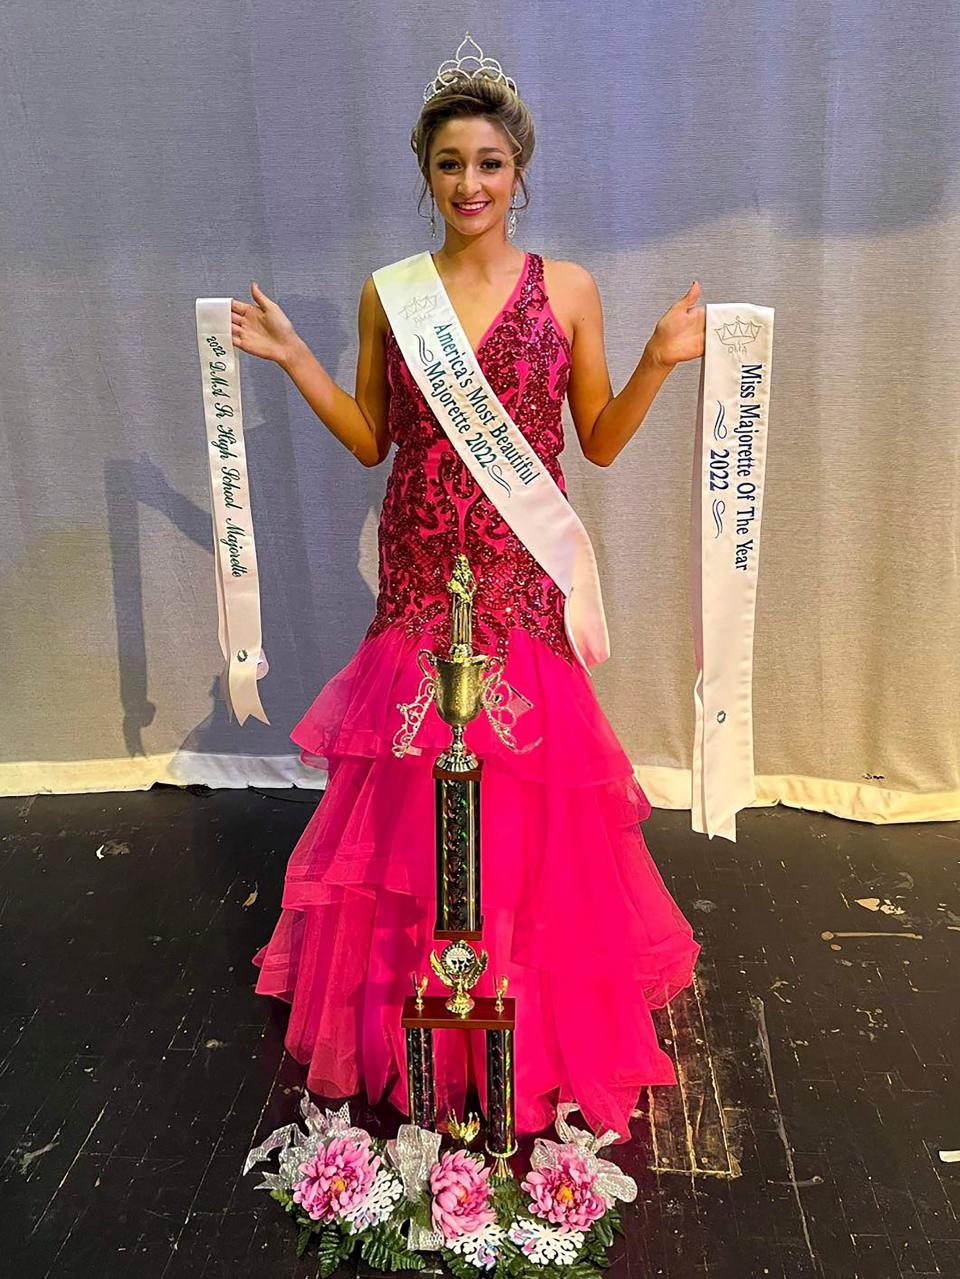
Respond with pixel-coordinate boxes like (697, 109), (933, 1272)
(368, 251), (575, 663)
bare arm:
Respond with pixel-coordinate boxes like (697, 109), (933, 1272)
(558, 262), (705, 467)
(231, 275), (392, 468)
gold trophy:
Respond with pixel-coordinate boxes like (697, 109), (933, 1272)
(434, 556), (487, 773)
(398, 556), (528, 1180)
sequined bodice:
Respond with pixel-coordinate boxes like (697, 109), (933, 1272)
(365, 252), (574, 663)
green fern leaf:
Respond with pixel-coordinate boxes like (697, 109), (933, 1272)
(296, 1225), (315, 1259)
(441, 1248), (483, 1279)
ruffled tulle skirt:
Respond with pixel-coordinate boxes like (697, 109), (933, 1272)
(252, 621), (700, 1142)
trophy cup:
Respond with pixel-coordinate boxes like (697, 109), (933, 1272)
(395, 555), (530, 1180)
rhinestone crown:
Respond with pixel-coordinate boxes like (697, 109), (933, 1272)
(424, 32), (518, 104)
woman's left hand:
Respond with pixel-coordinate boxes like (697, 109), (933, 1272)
(646, 282), (706, 369)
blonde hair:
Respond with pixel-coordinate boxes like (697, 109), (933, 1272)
(410, 74), (535, 218)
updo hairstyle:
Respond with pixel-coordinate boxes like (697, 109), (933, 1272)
(410, 73), (536, 219)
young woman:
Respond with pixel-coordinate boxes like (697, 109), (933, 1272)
(233, 58), (705, 1143)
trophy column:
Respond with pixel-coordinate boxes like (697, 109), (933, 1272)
(485, 1021), (516, 1165)
(404, 1021), (436, 1131)
(435, 759), (482, 938)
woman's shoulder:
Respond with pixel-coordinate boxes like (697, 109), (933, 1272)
(358, 272), (390, 342)
(539, 254), (599, 302)
(538, 255), (599, 345)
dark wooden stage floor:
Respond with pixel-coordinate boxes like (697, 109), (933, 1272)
(1, 786), (957, 1277)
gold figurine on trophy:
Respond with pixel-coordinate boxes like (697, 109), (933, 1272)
(445, 1108), (482, 1147)
(429, 939), (488, 1016)
(411, 973), (428, 1012)
(494, 976), (509, 1014)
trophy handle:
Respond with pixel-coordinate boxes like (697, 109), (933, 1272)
(391, 649), (441, 759)
(418, 648), (439, 681)
(480, 657), (523, 751)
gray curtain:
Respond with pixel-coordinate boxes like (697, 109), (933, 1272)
(2, 1), (958, 822)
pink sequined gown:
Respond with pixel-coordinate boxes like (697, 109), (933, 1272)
(252, 251), (700, 1141)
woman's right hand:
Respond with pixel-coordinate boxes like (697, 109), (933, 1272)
(231, 282), (299, 364)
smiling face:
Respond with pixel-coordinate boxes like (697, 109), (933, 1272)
(428, 116), (520, 238)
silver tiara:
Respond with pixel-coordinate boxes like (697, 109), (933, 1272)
(423, 32), (518, 104)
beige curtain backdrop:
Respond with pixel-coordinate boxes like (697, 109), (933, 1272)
(2, 3), (958, 824)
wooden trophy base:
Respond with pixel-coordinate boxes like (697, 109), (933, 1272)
(401, 993), (516, 1032)
(435, 922), (484, 942)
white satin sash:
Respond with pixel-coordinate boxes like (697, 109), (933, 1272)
(691, 303), (774, 840)
(195, 298), (270, 725)
(372, 252), (609, 670)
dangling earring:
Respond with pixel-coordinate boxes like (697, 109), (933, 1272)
(507, 197), (518, 240)
(429, 193), (438, 239)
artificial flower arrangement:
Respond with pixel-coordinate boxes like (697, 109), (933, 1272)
(243, 1094), (638, 1277)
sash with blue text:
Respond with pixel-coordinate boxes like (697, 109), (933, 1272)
(691, 303), (774, 840)
(195, 298), (270, 725)
(373, 252), (609, 671)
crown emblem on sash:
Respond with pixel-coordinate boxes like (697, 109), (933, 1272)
(715, 315), (762, 357)
(424, 32), (518, 103)
(399, 292), (439, 322)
